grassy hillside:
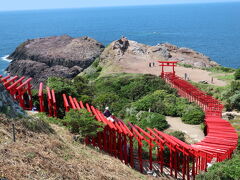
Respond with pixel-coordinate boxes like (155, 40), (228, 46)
(0, 113), (156, 180)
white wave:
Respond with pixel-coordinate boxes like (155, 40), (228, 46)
(1, 55), (12, 62)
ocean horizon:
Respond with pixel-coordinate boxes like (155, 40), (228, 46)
(0, 2), (240, 75)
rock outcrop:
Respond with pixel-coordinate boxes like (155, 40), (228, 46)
(0, 84), (26, 118)
(162, 43), (219, 67)
(99, 38), (219, 71)
(6, 35), (104, 87)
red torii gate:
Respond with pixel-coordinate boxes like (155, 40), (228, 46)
(3, 76), (18, 88)
(158, 61), (178, 78)
(0, 75), (11, 83)
(16, 78), (33, 110)
(38, 83), (58, 116)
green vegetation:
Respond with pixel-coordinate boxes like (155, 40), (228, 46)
(62, 109), (103, 138)
(182, 106), (205, 125)
(127, 111), (169, 131)
(216, 74), (234, 82)
(197, 114), (240, 180)
(234, 68), (240, 80)
(196, 153), (240, 180)
(80, 57), (103, 80)
(22, 117), (54, 134)
(204, 66), (235, 73)
(44, 73), (205, 138)
(92, 73), (177, 117)
(178, 63), (194, 68)
(168, 131), (186, 142)
(191, 80), (240, 111)
(128, 90), (204, 124)
(0, 112), (54, 134)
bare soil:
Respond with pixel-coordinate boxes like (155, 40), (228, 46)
(117, 55), (226, 86)
(165, 116), (205, 144)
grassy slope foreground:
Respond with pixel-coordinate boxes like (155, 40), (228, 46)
(0, 114), (156, 180)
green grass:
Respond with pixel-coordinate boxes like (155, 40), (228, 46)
(216, 74), (234, 81)
(178, 63), (194, 68)
(204, 66), (236, 73)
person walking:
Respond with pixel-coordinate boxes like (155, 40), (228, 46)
(103, 107), (114, 122)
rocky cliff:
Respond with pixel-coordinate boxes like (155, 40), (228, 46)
(88, 38), (219, 77)
(7, 35), (219, 87)
(6, 35), (104, 87)
(0, 84), (26, 118)
(99, 39), (219, 71)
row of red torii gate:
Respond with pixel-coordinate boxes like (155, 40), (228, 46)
(0, 61), (238, 180)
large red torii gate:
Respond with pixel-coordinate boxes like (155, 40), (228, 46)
(158, 61), (178, 78)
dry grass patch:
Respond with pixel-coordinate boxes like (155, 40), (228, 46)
(0, 114), (158, 180)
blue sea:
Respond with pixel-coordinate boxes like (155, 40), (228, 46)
(0, 2), (240, 75)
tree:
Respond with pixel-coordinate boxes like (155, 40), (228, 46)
(63, 109), (104, 139)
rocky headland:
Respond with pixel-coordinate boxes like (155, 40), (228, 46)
(98, 39), (219, 75)
(6, 35), (219, 87)
(6, 35), (105, 87)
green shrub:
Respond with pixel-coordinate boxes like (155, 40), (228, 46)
(132, 90), (191, 117)
(196, 153), (240, 180)
(175, 98), (190, 116)
(163, 94), (178, 116)
(93, 93), (121, 110)
(47, 77), (77, 96)
(94, 73), (176, 100)
(73, 76), (93, 97)
(205, 66), (235, 73)
(132, 90), (167, 113)
(229, 92), (240, 110)
(46, 76), (93, 117)
(135, 111), (169, 131)
(179, 63), (194, 68)
(62, 109), (103, 138)
(234, 69), (240, 80)
(222, 81), (240, 111)
(92, 73), (177, 118)
(182, 106), (205, 124)
(230, 81), (240, 92)
(168, 131), (186, 142)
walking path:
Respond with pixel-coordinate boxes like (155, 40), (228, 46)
(165, 116), (205, 143)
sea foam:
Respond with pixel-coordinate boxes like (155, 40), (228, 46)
(1, 55), (12, 62)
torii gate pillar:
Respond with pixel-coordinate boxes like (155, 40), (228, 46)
(158, 61), (178, 78)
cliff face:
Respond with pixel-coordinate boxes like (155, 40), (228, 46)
(0, 84), (26, 118)
(7, 35), (104, 87)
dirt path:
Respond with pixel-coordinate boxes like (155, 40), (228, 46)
(118, 55), (226, 86)
(165, 116), (205, 143)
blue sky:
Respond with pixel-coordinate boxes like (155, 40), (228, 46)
(1, 0), (240, 11)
